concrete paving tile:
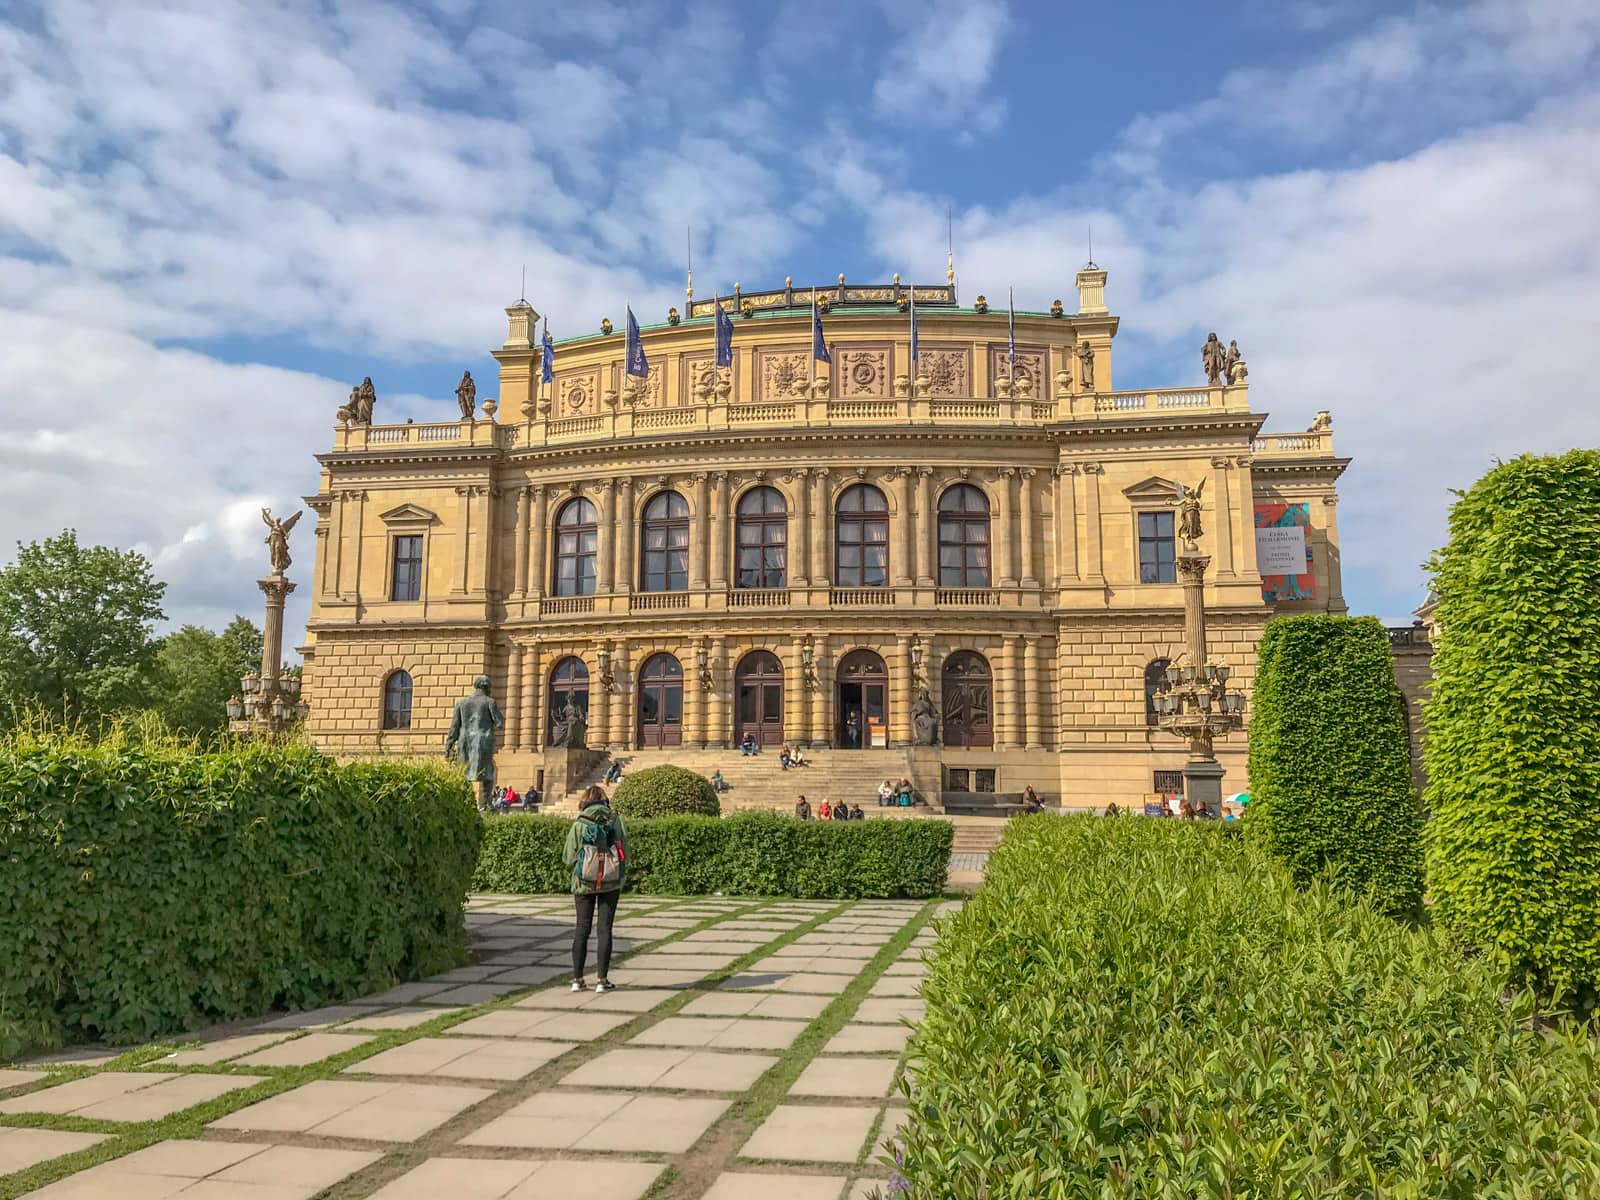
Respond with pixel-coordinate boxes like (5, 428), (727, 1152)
(259, 1004), (371, 1029)
(749, 955), (861, 975)
(16, 1046), (121, 1067)
(790, 1057), (900, 1099)
(352, 1036), (567, 1081)
(161, 1032), (292, 1066)
(426, 965), (503, 982)
(867, 976), (923, 997)
(606, 967), (709, 989)
(233, 1031), (372, 1067)
(368, 1156), (663, 1199)
(629, 1016), (808, 1051)
(352, 982), (453, 1006)
(450, 1008), (633, 1040)
(0, 1071), (263, 1120)
(574, 1093), (732, 1152)
(876, 1105), (912, 1148)
(485, 964), (566, 986)
(853, 999), (926, 1024)
(0, 1068), (47, 1089)
(824, 1024), (911, 1055)
(346, 1005), (464, 1031)
(211, 1079), (490, 1141)
(463, 1089), (727, 1152)
(424, 982), (522, 1004)
(881, 960), (927, 976)
(560, 1047), (776, 1091)
(679, 992), (831, 1020)
(515, 986), (677, 1012)
(721, 971), (852, 995)
(703, 1172), (847, 1200)
(22, 1140), (377, 1200)
(622, 952), (741, 971)
(792, 934), (888, 946)
(772, 943), (877, 959)
(0, 1127), (109, 1174)
(211, 1144), (381, 1189)
(742, 1104), (879, 1164)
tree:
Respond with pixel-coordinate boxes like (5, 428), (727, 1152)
(1424, 450), (1600, 1006)
(150, 616), (262, 737)
(0, 530), (166, 728)
(1246, 614), (1423, 918)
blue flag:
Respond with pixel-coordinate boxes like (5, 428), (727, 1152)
(811, 292), (831, 364)
(714, 299), (733, 368)
(540, 321), (554, 384)
(1007, 287), (1016, 366)
(909, 285), (918, 365)
(625, 306), (648, 377)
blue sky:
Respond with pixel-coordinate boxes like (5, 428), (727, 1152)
(2, 0), (1598, 644)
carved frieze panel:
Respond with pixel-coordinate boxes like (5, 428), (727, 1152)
(988, 344), (1046, 394)
(756, 348), (810, 402)
(835, 343), (892, 397)
(917, 344), (971, 397)
(628, 361), (665, 408)
(555, 367), (601, 417)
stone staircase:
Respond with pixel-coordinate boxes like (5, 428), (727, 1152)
(543, 746), (935, 817)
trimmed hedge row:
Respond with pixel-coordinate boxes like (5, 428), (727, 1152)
(612, 764), (720, 818)
(473, 811), (951, 898)
(0, 737), (481, 1058)
(1425, 450), (1600, 1006)
(1246, 613), (1423, 917)
(897, 815), (1600, 1197)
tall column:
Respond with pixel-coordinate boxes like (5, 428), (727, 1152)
(999, 635), (1022, 748)
(1322, 494), (1346, 612)
(710, 471), (730, 590)
(616, 478), (635, 593)
(691, 472), (710, 590)
(1023, 636), (1042, 749)
(594, 641), (612, 748)
(258, 575), (295, 696)
(522, 641), (539, 750)
(614, 640), (632, 750)
(792, 468), (811, 587)
(470, 488), (492, 595)
(815, 634), (833, 747)
(452, 486), (471, 593)
(1082, 463), (1105, 582)
(528, 485), (549, 598)
(1210, 457), (1235, 577)
(348, 490), (367, 604)
(1019, 468), (1038, 587)
(784, 640), (803, 748)
(1054, 464), (1078, 584)
(1178, 551), (1224, 816)
(896, 468), (915, 586)
(693, 637), (711, 746)
(511, 487), (530, 597)
(712, 636), (731, 747)
(916, 467), (935, 585)
(597, 480), (616, 593)
(894, 634), (914, 745)
(797, 637), (814, 745)
(323, 495), (343, 597)
(505, 642), (523, 750)
(810, 469), (831, 585)
(1236, 457), (1260, 581)
(996, 468), (1018, 585)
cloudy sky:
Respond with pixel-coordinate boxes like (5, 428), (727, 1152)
(2, 0), (1597, 644)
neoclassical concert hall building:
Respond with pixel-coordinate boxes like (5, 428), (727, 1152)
(300, 268), (1348, 807)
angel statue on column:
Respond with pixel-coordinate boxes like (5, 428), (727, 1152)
(262, 509), (302, 573)
(1177, 480), (1206, 550)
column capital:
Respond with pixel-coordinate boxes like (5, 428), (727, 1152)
(1055, 462), (1078, 476)
(1234, 455), (1254, 469)
(618, 476), (634, 492)
(917, 465), (935, 478)
(1019, 467), (1037, 479)
(994, 466), (1017, 480)
(1321, 493), (1340, 508)
(1210, 456), (1232, 469)
(712, 469), (729, 484)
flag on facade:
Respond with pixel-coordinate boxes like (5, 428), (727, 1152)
(625, 306), (648, 377)
(909, 285), (918, 365)
(540, 320), (554, 384)
(811, 289), (831, 364)
(714, 298), (733, 367)
(1007, 287), (1016, 367)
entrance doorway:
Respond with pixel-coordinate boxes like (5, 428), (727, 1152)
(836, 649), (888, 749)
(637, 653), (684, 748)
(734, 650), (784, 746)
(941, 651), (994, 748)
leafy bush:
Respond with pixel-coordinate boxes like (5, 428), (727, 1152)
(1246, 613), (1423, 916)
(473, 811), (951, 898)
(1424, 450), (1600, 1005)
(0, 732), (480, 1058)
(897, 816), (1600, 1198)
(611, 764), (720, 819)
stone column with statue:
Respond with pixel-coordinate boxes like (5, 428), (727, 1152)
(445, 675), (504, 809)
(228, 509), (307, 737)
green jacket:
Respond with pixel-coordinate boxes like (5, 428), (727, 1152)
(562, 802), (630, 894)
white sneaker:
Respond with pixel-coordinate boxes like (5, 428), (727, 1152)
(594, 979), (616, 993)
(571, 978), (587, 992)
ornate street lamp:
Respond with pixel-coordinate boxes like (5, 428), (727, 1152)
(800, 636), (818, 691)
(696, 646), (714, 691)
(596, 645), (616, 691)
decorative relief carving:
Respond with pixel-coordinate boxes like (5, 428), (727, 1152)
(757, 350), (810, 402)
(918, 345), (970, 397)
(835, 345), (890, 397)
(988, 345), (1045, 395)
(555, 367), (601, 417)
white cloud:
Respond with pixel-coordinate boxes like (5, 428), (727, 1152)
(873, 0), (1011, 133)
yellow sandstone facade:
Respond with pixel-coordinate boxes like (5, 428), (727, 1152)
(300, 269), (1347, 809)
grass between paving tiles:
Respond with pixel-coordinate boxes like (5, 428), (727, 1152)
(0, 895), (823, 1200)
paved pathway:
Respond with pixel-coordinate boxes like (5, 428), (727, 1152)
(0, 893), (957, 1199)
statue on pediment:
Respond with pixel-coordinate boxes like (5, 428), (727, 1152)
(456, 371), (476, 419)
(1202, 333), (1225, 385)
(1077, 339), (1095, 390)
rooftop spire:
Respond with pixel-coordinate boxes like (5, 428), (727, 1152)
(686, 227), (694, 303)
(946, 206), (955, 288)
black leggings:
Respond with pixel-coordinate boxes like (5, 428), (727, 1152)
(573, 889), (620, 980)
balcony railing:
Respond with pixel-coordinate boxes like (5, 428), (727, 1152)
(1253, 432), (1331, 455)
(539, 595), (594, 616)
(935, 588), (998, 606)
(629, 592), (690, 611)
(727, 588), (790, 607)
(830, 588), (895, 606)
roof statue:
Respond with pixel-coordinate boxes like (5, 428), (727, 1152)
(261, 508), (302, 574)
(456, 370), (477, 419)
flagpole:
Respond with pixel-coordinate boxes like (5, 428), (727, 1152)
(810, 287), (817, 395)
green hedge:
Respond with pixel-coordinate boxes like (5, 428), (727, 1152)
(1424, 450), (1600, 1005)
(611, 764), (720, 819)
(0, 736), (480, 1058)
(897, 816), (1600, 1197)
(473, 811), (951, 898)
(1246, 613), (1423, 916)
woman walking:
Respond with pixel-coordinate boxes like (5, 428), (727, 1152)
(562, 785), (630, 993)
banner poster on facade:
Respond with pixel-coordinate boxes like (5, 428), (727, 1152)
(1255, 502), (1313, 600)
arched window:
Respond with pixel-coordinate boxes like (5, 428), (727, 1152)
(641, 491), (690, 592)
(736, 486), (788, 589)
(554, 498), (598, 596)
(938, 484), (990, 587)
(835, 484), (889, 587)
(382, 670), (413, 730)
(1144, 659), (1170, 727)
(548, 657), (590, 740)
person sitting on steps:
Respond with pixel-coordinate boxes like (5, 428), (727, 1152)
(831, 800), (850, 821)
(795, 795), (812, 820)
(877, 779), (894, 807)
(740, 732), (759, 756)
(603, 759), (622, 785)
(779, 746), (791, 771)
(709, 769), (729, 792)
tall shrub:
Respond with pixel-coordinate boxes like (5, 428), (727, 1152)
(612, 764), (720, 818)
(1247, 613), (1422, 916)
(1424, 450), (1600, 1005)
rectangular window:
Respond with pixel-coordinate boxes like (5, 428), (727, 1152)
(1154, 770), (1185, 795)
(391, 535), (423, 601)
(1138, 511), (1176, 584)
(974, 769), (997, 793)
(944, 768), (970, 792)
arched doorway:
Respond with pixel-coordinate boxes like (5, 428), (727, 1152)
(734, 650), (784, 746)
(637, 653), (684, 748)
(547, 657), (590, 742)
(837, 649), (888, 749)
(942, 651), (993, 747)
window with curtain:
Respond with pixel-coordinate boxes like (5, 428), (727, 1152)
(640, 491), (690, 592)
(937, 484), (990, 587)
(554, 498), (599, 596)
(382, 670), (412, 730)
(735, 486), (788, 588)
(834, 484), (889, 586)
